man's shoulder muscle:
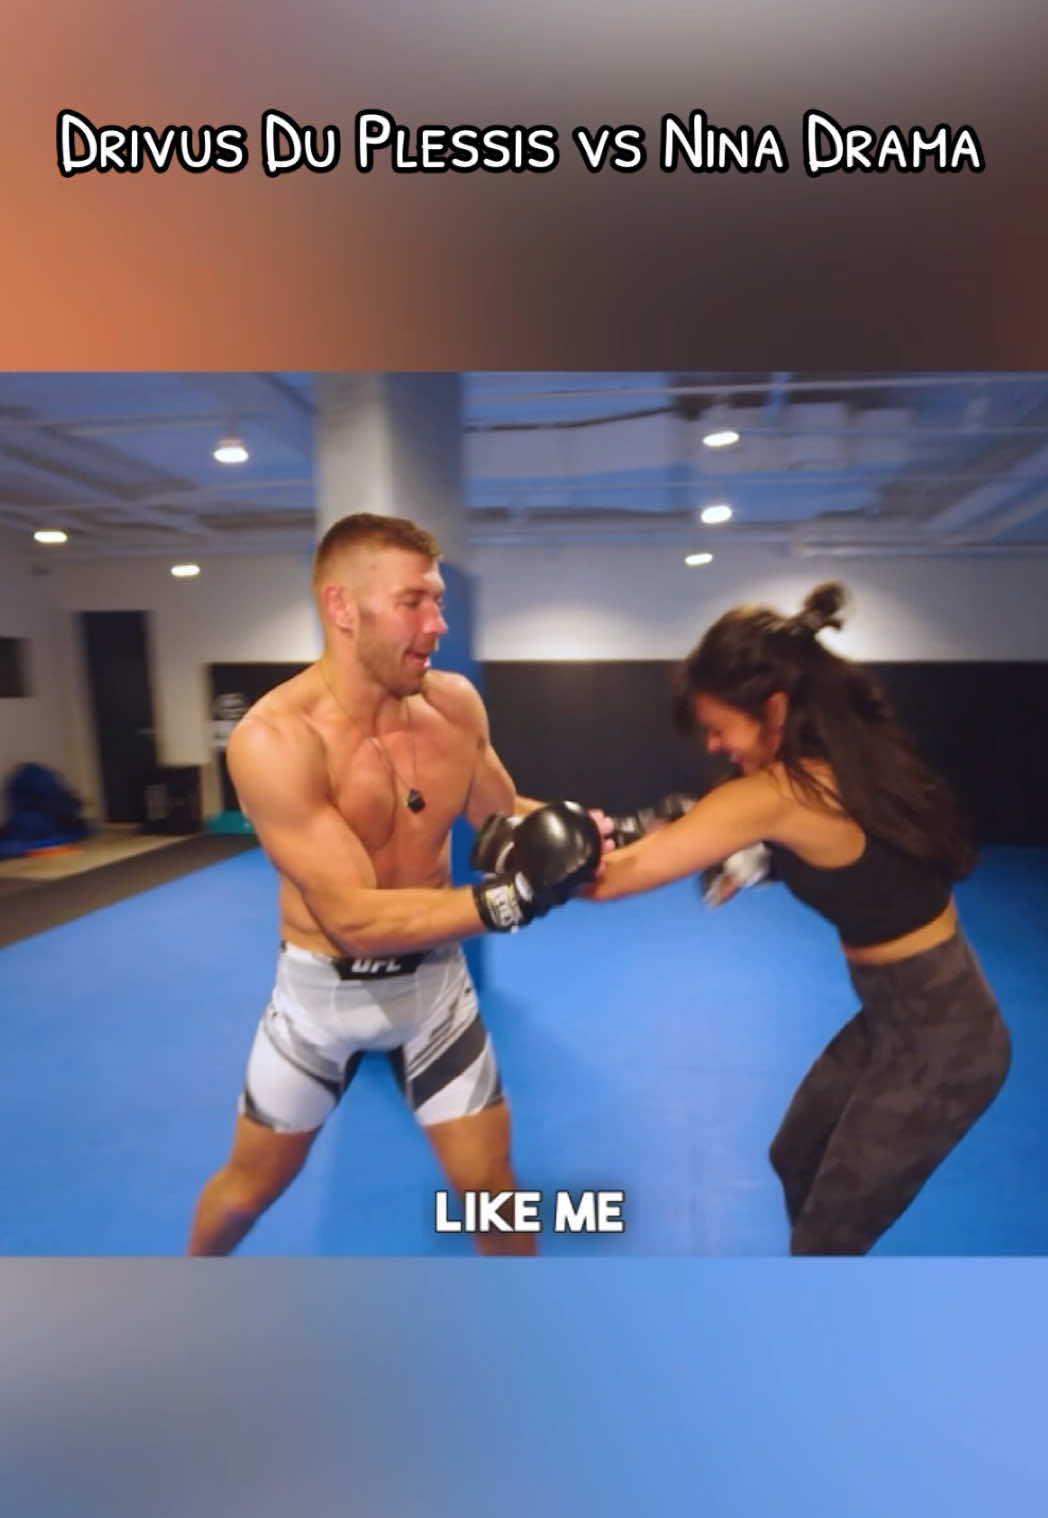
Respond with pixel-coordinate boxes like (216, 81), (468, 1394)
(421, 670), (487, 737)
(228, 706), (327, 813)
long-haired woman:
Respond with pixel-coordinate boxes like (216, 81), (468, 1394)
(591, 582), (1011, 1255)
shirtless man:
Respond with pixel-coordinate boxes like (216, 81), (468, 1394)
(187, 513), (602, 1257)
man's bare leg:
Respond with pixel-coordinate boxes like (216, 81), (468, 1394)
(424, 1101), (537, 1257)
(188, 1115), (320, 1256)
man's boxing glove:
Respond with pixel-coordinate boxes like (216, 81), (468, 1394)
(473, 801), (602, 932)
(470, 812), (523, 875)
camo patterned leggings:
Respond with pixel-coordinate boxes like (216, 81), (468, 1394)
(769, 932), (1011, 1256)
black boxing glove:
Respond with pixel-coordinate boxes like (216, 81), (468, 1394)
(470, 813), (523, 875)
(472, 801), (602, 932)
(608, 792), (696, 849)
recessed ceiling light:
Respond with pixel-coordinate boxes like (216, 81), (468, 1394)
(685, 552), (713, 567)
(700, 503), (733, 525)
(702, 429), (739, 449)
(171, 563), (201, 578)
(34, 529), (68, 545)
(213, 436), (249, 464)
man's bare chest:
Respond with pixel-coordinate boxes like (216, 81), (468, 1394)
(327, 725), (475, 862)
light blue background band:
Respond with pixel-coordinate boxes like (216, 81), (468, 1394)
(3, 1260), (1045, 1514)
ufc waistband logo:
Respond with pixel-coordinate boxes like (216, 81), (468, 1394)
(334, 953), (425, 980)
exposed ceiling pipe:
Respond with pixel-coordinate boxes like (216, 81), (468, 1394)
(0, 478), (311, 516)
(923, 442), (1048, 531)
(468, 524), (1048, 556)
(466, 419), (1048, 439)
(791, 542), (1048, 559)
(0, 435), (193, 500)
(467, 373), (1044, 405)
(25, 532), (315, 563)
(0, 412), (271, 437)
(465, 507), (1048, 554)
(466, 468), (1046, 504)
(975, 488), (1048, 538)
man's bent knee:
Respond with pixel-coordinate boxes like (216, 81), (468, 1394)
(217, 1116), (319, 1204)
(215, 1162), (291, 1219)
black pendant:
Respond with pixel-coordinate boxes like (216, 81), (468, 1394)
(406, 789), (426, 813)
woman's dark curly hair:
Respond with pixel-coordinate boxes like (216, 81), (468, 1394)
(672, 582), (973, 880)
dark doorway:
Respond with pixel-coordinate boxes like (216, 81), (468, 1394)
(79, 610), (158, 823)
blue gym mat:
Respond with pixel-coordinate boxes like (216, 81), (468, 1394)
(2, 846), (1043, 1255)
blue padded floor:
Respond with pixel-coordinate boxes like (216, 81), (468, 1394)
(2, 846), (1045, 1255)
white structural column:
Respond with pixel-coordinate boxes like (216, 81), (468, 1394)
(314, 373), (466, 569)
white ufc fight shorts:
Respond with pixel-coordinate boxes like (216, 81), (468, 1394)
(238, 941), (503, 1134)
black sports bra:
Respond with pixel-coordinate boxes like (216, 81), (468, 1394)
(764, 833), (952, 948)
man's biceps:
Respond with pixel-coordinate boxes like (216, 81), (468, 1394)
(477, 744), (514, 794)
(251, 821), (308, 877)
(287, 818), (375, 886)
(228, 765), (299, 824)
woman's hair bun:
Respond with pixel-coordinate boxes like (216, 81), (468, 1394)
(796, 581), (846, 634)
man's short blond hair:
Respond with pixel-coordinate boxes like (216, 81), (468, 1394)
(311, 513), (442, 595)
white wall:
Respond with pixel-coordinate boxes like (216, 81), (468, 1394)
(8, 540), (1047, 822)
(471, 544), (1048, 662)
(0, 552), (87, 808)
(45, 552), (321, 816)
